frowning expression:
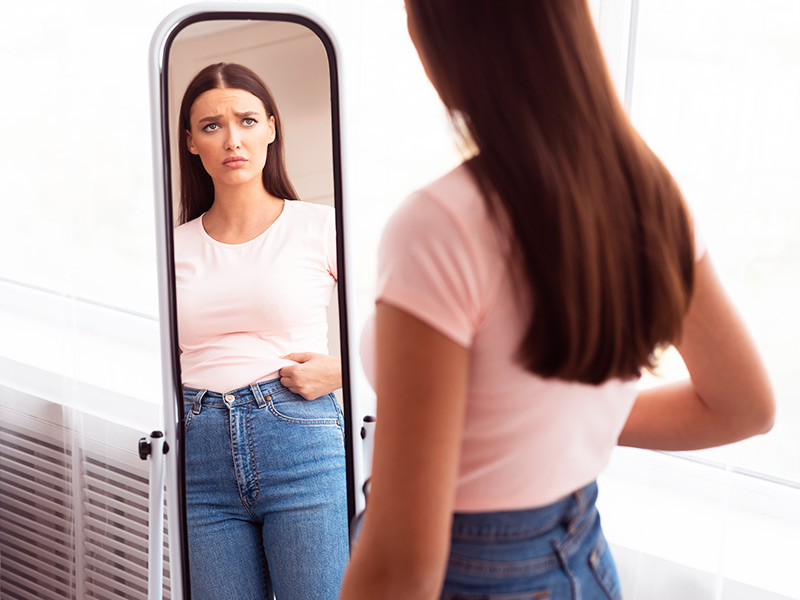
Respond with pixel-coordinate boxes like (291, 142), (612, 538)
(186, 88), (276, 189)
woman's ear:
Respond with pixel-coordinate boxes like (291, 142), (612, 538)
(267, 116), (276, 144)
(186, 130), (199, 155)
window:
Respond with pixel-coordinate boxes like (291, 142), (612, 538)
(599, 2), (800, 597)
(630, 0), (799, 485)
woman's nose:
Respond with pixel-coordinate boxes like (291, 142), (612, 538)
(225, 132), (241, 150)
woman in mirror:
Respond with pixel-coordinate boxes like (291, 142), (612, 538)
(341, 2), (774, 599)
(174, 62), (347, 600)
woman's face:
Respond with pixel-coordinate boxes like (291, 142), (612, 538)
(186, 87), (276, 189)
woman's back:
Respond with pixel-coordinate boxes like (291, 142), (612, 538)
(372, 163), (643, 511)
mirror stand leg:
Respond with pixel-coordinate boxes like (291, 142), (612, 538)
(352, 416), (377, 543)
(360, 416), (376, 482)
(139, 431), (166, 600)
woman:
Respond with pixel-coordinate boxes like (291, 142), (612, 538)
(340, 2), (774, 599)
(174, 62), (347, 600)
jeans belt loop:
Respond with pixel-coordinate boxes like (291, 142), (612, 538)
(566, 486), (588, 533)
(251, 383), (267, 409)
(192, 389), (207, 414)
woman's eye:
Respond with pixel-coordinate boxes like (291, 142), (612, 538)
(203, 123), (220, 132)
(243, 118), (257, 126)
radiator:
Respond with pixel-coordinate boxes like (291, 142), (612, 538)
(0, 390), (171, 600)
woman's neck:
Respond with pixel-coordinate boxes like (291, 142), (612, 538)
(202, 181), (285, 244)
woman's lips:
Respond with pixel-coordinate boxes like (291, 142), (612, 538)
(223, 156), (248, 168)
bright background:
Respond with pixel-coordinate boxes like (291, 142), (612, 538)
(0, 1), (797, 598)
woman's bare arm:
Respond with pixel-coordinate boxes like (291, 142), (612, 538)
(339, 302), (470, 600)
(619, 252), (775, 450)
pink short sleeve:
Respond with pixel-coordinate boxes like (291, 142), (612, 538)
(326, 206), (338, 279)
(376, 191), (483, 348)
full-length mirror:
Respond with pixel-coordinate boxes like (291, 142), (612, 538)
(151, 9), (352, 600)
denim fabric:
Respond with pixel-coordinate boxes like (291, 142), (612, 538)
(442, 482), (621, 600)
(182, 378), (349, 600)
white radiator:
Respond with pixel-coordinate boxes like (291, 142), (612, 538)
(0, 389), (171, 600)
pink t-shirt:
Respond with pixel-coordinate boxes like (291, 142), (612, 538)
(362, 163), (704, 512)
(175, 200), (337, 393)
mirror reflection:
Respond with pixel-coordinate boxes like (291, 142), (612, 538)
(168, 20), (348, 599)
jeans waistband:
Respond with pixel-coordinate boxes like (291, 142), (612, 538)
(183, 378), (285, 410)
(450, 481), (598, 541)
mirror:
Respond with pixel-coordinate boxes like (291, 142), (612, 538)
(150, 8), (353, 600)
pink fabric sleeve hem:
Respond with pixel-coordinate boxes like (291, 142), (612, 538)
(376, 287), (473, 349)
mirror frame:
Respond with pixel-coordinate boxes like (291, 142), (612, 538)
(149, 5), (356, 597)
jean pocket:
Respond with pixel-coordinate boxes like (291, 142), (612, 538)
(267, 389), (341, 426)
(588, 535), (622, 600)
(331, 394), (346, 435)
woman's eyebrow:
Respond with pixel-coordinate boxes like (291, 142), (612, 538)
(197, 111), (260, 124)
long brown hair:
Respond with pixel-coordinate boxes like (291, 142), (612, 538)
(177, 62), (299, 224)
(405, 0), (695, 384)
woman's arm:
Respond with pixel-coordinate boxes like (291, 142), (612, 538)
(339, 302), (470, 600)
(618, 252), (775, 450)
(279, 352), (342, 400)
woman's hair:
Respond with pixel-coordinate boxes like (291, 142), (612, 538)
(177, 62), (299, 224)
(405, 0), (695, 384)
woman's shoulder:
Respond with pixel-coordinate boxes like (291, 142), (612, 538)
(282, 200), (334, 230)
(389, 163), (493, 248)
(395, 163), (491, 240)
(376, 163), (505, 344)
(285, 199), (334, 217)
(413, 162), (485, 214)
(173, 215), (214, 261)
(173, 214), (204, 244)
(381, 163), (506, 277)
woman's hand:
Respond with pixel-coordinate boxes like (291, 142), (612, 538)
(619, 252), (775, 450)
(279, 352), (342, 400)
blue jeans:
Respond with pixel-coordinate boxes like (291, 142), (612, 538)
(182, 379), (349, 600)
(442, 482), (621, 599)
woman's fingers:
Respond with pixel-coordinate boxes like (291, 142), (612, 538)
(279, 353), (342, 399)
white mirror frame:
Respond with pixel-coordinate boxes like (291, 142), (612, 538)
(148, 4), (364, 597)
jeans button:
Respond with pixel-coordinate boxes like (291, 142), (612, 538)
(224, 394), (235, 403)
